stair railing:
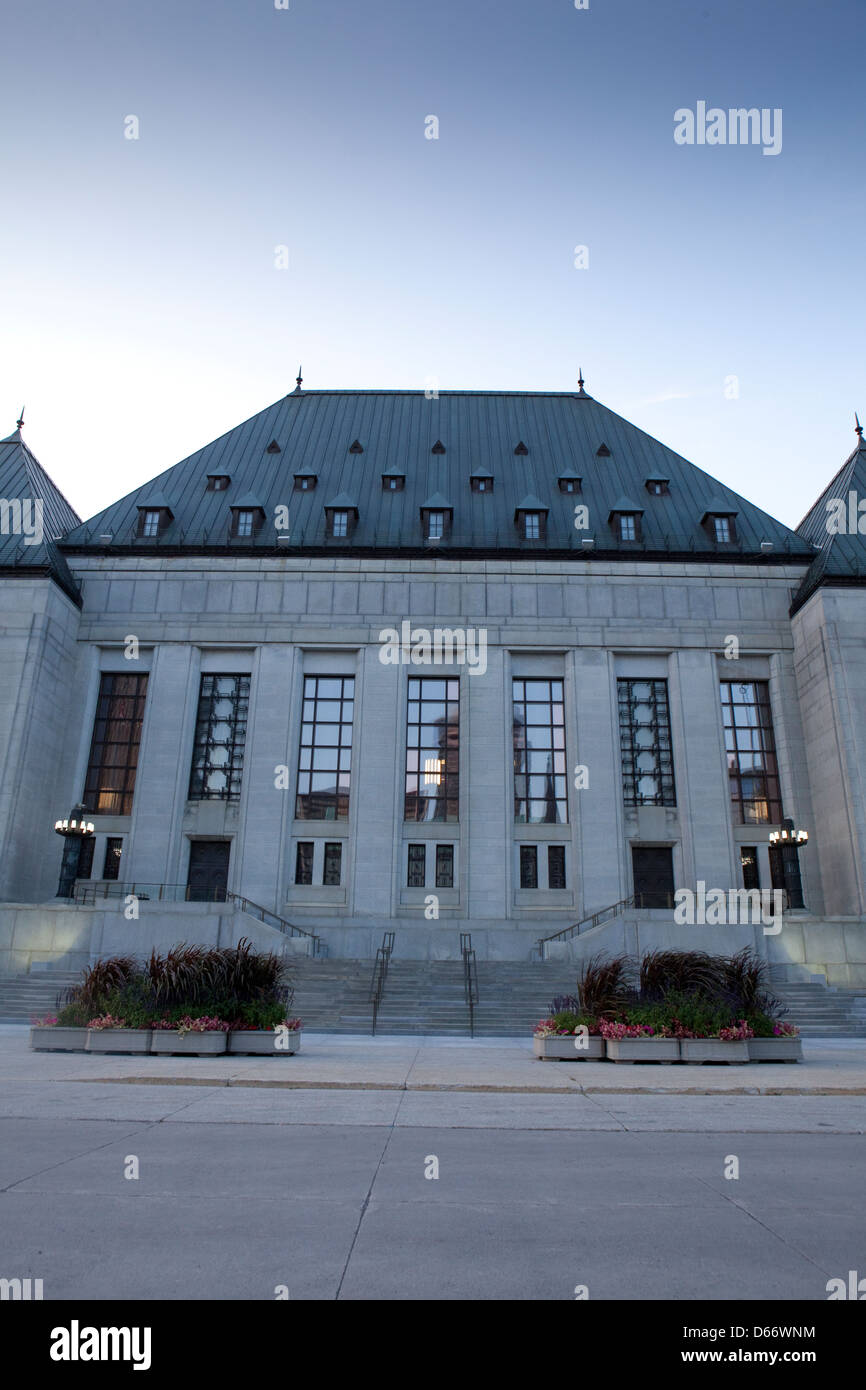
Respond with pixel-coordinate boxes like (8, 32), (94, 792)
(369, 932), (395, 1036)
(460, 932), (479, 1038)
(535, 892), (680, 959)
(71, 880), (325, 955)
(536, 895), (636, 959)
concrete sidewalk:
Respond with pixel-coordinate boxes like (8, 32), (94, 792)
(4, 1029), (866, 1302)
(4, 1026), (866, 1094)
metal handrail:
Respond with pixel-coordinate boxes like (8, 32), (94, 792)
(369, 932), (395, 1036)
(537, 896), (636, 956)
(71, 880), (325, 955)
(536, 892), (679, 958)
(225, 892), (325, 956)
(460, 933), (479, 1038)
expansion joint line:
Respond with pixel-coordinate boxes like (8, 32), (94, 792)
(334, 1087), (409, 1299)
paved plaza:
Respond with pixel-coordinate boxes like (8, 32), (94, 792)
(1, 1029), (865, 1300)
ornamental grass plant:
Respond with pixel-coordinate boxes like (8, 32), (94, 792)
(534, 948), (796, 1042)
(54, 938), (294, 1032)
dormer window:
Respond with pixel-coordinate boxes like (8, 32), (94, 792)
(294, 474), (317, 492)
(701, 500), (738, 545)
(230, 503), (265, 538)
(470, 473), (494, 493)
(206, 475), (230, 492)
(266, 440), (281, 455)
(324, 494), (359, 537)
(609, 496), (643, 543)
(514, 495), (548, 541)
(382, 472), (405, 491)
(645, 476), (670, 496)
(558, 475), (581, 494)
(136, 499), (173, 538)
(420, 493), (453, 541)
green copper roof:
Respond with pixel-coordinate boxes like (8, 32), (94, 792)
(59, 389), (816, 562)
(792, 425), (866, 610)
(324, 491), (359, 511)
(0, 428), (81, 603)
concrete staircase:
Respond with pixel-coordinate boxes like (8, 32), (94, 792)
(4, 960), (865, 1038)
(0, 971), (84, 1023)
(289, 959), (866, 1038)
(290, 958), (594, 1036)
(769, 981), (866, 1037)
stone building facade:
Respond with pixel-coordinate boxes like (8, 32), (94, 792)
(1, 384), (864, 973)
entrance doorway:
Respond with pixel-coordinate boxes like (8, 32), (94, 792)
(187, 840), (230, 902)
(632, 846), (674, 908)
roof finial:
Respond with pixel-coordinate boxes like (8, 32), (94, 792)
(856, 412), (863, 439)
(296, 366), (303, 391)
(577, 367), (585, 393)
(16, 406), (24, 431)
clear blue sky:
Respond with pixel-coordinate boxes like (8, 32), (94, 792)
(2, 0), (863, 527)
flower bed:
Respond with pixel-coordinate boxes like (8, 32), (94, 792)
(747, 1022), (803, 1063)
(600, 1021), (681, 1064)
(85, 1016), (152, 1054)
(529, 950), (801, 1065)
(532, 1010), (605, 1061)
(28, 940), (300, 1057)
(532, 1033), (605, 1062)
(680, 1019), (751, 1065)
(149, 1016), (229, 1055)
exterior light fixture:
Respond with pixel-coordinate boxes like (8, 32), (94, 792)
(768, 816), (808, 910)
(769, 824), (808, 846)
(54, 802), (95, 898)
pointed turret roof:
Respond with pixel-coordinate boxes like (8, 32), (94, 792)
(792, 418), (866, 612)
(0, 425), (81, 603)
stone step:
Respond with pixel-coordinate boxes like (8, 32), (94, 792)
(6, 959), (863, 1037)
(288, 957), (866, 1036)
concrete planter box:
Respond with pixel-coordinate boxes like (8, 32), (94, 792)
(228, 1029), (301, 1055)
(150, 1031), (227, 1056)
(85, 1029), (152, 1054)
(30, 1027), (87, 1051)
(748, 1036), (802, 1063)
(532, 1035), (605, 1061)
(605, 1037), (681, 1063)
(680, 1039), (750, 1065)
